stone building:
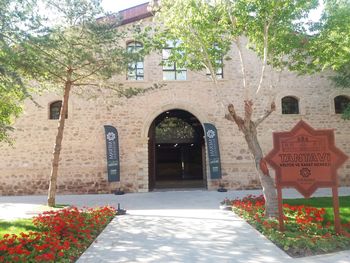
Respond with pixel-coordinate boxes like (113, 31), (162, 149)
(0, 3), (349, 196)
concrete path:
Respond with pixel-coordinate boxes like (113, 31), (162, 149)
(1, 188), (350, 262)
(78, 208), (289, 263)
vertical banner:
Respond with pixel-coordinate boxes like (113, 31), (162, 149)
(104, 125), (120, 182)
(203, 123), (222, 179)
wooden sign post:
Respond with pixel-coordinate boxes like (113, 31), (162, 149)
(265, 120), (348, 233)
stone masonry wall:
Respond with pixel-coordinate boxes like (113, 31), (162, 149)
(0, 18), (349, 196)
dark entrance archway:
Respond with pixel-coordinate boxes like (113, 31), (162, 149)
(148, 109), (206, 190)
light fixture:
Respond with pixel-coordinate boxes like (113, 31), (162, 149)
(157, 144), (161, 147)
(190, 143), (194, 147)
(174, 143), (178, 147)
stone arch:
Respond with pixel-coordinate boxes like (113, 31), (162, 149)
(145, 104), (210, 190)
(141, 103), (209, 139)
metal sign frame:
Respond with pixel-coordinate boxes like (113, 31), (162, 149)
(265, 120), (348, 233)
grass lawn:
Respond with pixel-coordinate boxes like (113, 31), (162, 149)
(0, 219), (38, 238)
(284, 196), (350, 224)
(0, 204), (69, 239)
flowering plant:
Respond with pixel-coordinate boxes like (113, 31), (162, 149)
(0, 206), (116, 262)
(230, 195), (350, 257)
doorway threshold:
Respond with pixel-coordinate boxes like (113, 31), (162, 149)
(154, 179), (206, 189)
(152, 187), (206, 192)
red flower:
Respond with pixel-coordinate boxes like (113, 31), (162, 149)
(1, 206), (116, 262)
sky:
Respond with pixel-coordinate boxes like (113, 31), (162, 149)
(39, 1), (324, 27)
(38, 0), (149, 27)
(102, 0), (324, 22)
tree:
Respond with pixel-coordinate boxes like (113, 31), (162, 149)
(15, 0), (147, 206)
(304, 0), (350, 119)
(148, 0), (318, 217)
(0, 0), (39, 143)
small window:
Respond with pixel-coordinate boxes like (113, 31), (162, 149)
(282, 96), (299, 114)
(127, 41), (144, 80)
(334, 95), (350, 114)
(206, 44), (224, 79)
(206, 58), (223, 79)
(49, 101), (67, 120)
(162, 40), (186, 80)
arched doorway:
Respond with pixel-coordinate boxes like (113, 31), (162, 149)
(148, 109), (206, 190)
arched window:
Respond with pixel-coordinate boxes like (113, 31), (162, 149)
(281, 96), (299, 114)
(334, 95), (350, 114)
(49, 101), (67, 120)
(127, 41), (144, 80)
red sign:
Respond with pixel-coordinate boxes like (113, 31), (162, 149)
(265, 120), (348, 198)
(265, 120), (348, 233)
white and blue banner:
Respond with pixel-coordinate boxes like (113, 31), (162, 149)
(104, 125), (120, 182)
(204, 123), (222, 179)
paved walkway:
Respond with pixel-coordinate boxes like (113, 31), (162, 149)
(1, 188), (350, 262)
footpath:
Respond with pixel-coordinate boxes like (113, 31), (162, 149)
(0, 188), (349, 262)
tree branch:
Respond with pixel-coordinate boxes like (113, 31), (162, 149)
(255, 101), (276, 127)
(44, 68), (67, 82)
(188, 27), (218, 87)
(228, 9), (249, 100)
(72, 82), (101, 87)
(27, 39), (67, 68)
(255, 22), (270, 95)
(234, 37), (249, 100)
(244, 100), (253, 126)
(226, 103), (244, 130)
(72, 64), (105, 82)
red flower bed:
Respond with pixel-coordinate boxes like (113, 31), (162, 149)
(0, 206), (116, 262)
(231, 195), (350, 257)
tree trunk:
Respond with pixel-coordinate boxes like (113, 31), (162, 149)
(243, 122), (278, 218)
(226, 101), (278, 218)
(47, 72), (72, 207)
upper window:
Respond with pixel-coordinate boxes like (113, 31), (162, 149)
(49, 101), (67, 120)
(162, 40), (186, 81)
(281, 96), (299, 114)
(334, 95), (350, 114)
(206, 44), (224, 79)
(127, 41), (144, 80)
(206, 58), (223, 79)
